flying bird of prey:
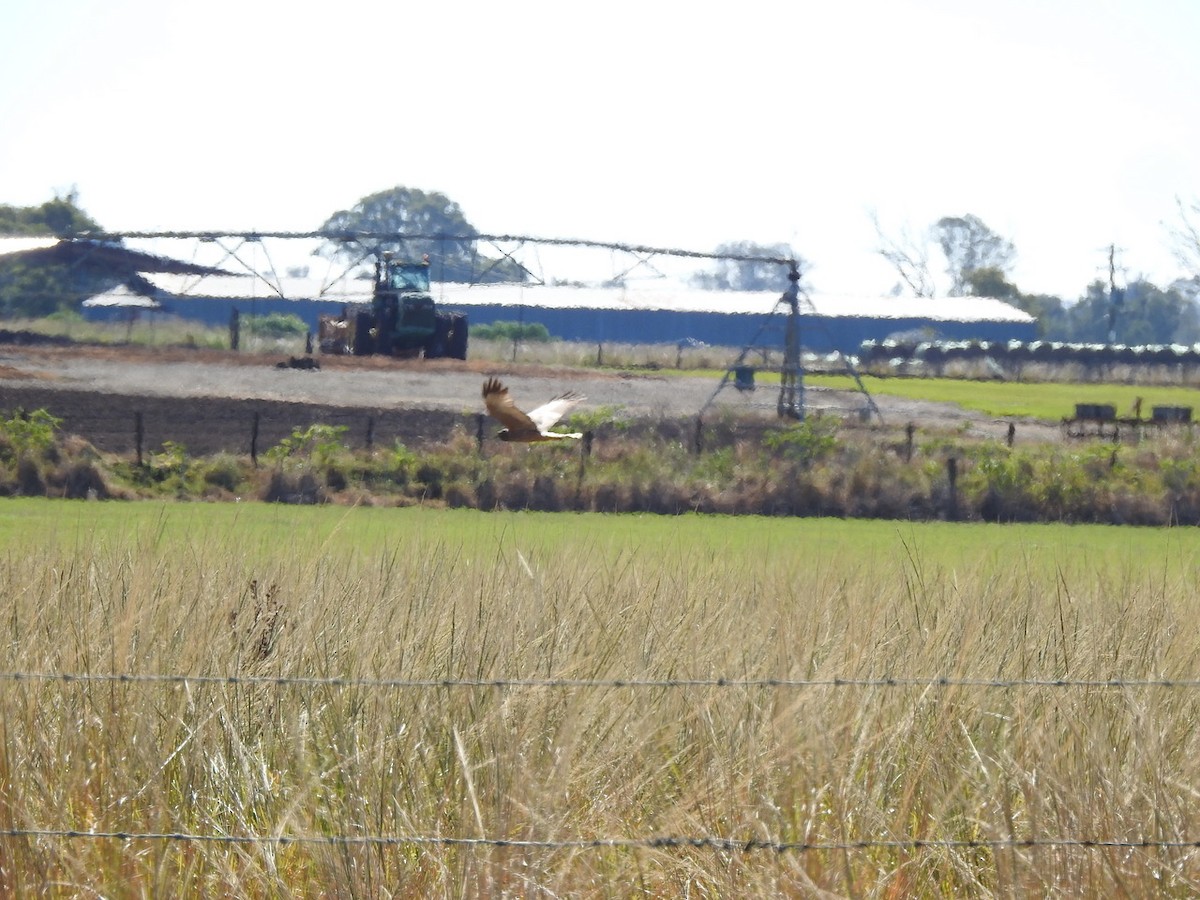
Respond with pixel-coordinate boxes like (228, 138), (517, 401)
(482, 377), (585, 442)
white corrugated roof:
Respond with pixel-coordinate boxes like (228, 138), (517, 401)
(144, 272), (372, 302)
(140, 273), (1034, 324)
(81, 284), (164, 309)
(435, 284), (1035, 323)
(805, 292), (1035, 323)
(437, 282), (774, 314)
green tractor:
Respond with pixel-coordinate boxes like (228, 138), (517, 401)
(322, 255), (468, 359)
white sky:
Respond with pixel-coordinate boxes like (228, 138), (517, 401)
(2, 0), (1198, 300)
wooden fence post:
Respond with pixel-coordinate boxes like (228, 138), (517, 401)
(577, 430), (594, 486)
(905, 422), (915, 462)
(250, 411), (260, 467)
(365, 415), (375, 450)
(134, 411), (144, 467)
(947, 457), (959, 520)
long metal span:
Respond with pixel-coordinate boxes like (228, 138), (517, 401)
(64, 231), (798, 267)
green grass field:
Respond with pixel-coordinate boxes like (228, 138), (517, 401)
(2, 500), (1200, 894)
(4, 498), (1196, 582)
(662, 367), (1200, 420)
(806, 373), (1200, 420)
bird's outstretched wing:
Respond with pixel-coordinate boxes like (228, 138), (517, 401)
(482, 377), (538, 432)
(527, 392), (585, 431)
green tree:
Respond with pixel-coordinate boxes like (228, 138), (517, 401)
(318, 186), (524, 283)
(1054, 279), (1199, 345)
(874, 212), (1013, 298)
(690, 241), (800, 291)
(964, 266), (1019, 300)
(0, 188), (100, 236)
(0, 191), (109, 317)
(1013, 292), (1068, 339)
(935, 214), (1015, 296)
(965, 266), (1067, 339)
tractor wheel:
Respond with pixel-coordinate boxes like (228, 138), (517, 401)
(447, 313), (469, 360)
(425, 315), (452, 358)
(353, 312), (375, 356)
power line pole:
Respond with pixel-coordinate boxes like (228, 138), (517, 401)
(1106, 243), (1125, 344)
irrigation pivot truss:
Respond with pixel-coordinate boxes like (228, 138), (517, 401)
(76, 230), (797, 266)
(7, 229), (872, 419)
(72, 228), (801, 300)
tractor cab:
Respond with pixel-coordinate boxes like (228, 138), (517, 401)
(380, 259), (432, 293)
(370, 256), (437, 356)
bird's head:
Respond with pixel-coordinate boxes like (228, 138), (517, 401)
(496, 429), (513, 442)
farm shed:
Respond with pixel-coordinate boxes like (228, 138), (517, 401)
(109, 274), (1036, 353)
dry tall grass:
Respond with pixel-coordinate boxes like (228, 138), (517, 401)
(1, 513), (1199, 895)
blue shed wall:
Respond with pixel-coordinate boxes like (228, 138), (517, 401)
(83, 297), (1036, 353)
(434, 304), (779, 347)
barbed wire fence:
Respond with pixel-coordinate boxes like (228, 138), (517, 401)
(3, 670), (1199, 856)
(5, 672), (1200, 690)
(4, 830), (1199, 854)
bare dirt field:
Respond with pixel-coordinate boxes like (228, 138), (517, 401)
(0, 338), (1056, 456)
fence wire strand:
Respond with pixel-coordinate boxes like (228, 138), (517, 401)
(2, 672), (1199, 690)
(1, 829), (1198, 854)
(6, 670), (1198, 857)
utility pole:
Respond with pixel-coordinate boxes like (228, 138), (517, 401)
(777, 261), (804, 419)
(1106, 244), (1125, 344)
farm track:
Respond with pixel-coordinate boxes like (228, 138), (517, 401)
(0, 337), (1059, 455)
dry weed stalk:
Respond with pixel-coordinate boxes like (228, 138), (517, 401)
(0, 520), (1196, 894)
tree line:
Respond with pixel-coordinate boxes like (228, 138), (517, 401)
(872, 212), (1200, 346)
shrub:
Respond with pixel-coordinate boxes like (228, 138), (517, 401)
(474, 478), (498, 510)
(265, 425), (349, 471)
(388, 442), (420, 482)
(55, 461), (107, 499)
(764, 416), (839, 466)
(471, 321), (552, 343)
(443, 479), (476, 508)
(262, 471), (325, 504)
(243, 312), (309, 339)
(196, 454), (246, 494)
(0, 408), (62, 460)
(566, 404), (630, 435)
(15, 456), (45, 496)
